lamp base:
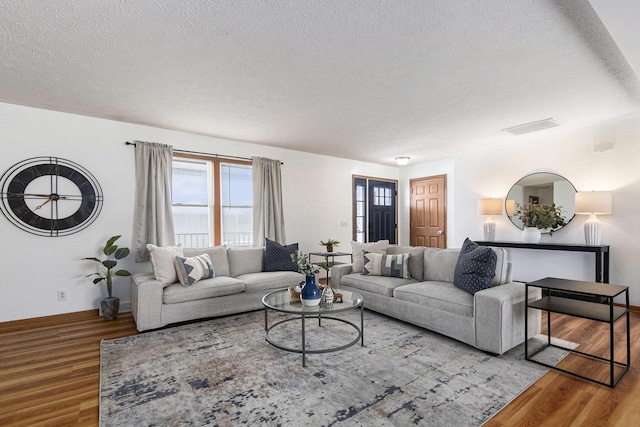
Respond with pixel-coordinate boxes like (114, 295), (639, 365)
(483, 220), (496, 242)
(584, 214), (601, 246)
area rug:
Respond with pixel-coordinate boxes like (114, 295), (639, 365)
(100, 310), (573, 426)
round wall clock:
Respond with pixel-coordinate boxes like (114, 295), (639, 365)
(0, 156), (103, 236)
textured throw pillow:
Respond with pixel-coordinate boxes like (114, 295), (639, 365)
(453, 238), (497, 295)
(362, 252), (410, 278)
(362, 251), (385, 276)
(174, 254), (215, 287)
(147, 244), (183, 286)
(351, 240), (389, 273)
(263, 238), (298, 272)
(382, 253), (411, 279)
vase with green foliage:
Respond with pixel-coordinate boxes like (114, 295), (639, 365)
(514, 203), (566, 233)
(83, 235), (132, 320)
(514, 203), (566, 243)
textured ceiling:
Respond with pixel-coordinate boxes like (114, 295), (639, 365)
(1, 0), (639, 166)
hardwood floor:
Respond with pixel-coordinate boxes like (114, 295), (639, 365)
(1, 309), (638, 426)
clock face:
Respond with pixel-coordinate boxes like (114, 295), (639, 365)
(0, 157), (103, 236)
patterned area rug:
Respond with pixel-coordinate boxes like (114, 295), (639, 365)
(100, 309), (571, 426)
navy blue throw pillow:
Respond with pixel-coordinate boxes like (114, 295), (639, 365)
(263, 238), (299, 272)
(453, 238), (497, 295)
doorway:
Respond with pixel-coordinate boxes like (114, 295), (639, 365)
(353, 176), (397, 244)
(410, 175), (447, 248)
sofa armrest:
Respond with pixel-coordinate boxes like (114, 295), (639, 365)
(474, 282), (542, 354)
(130, 273), (164, 331)
(330, 264), (353, 288)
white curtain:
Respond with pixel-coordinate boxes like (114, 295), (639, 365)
(252, 157), (286, 246)
(134, 141), (176, 262)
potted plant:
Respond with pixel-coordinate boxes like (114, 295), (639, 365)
(514, 203), (567, 243)
(83, 235), (132, 320)
(320, 238), (340, 253)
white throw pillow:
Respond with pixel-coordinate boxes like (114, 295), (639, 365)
(351, 240), (389, 273)
(147, 244), (183, 286)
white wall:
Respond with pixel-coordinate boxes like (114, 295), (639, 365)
(0, 102), (398, 322)
(3, 101), (638, 320)
(399, 115), (640, 306)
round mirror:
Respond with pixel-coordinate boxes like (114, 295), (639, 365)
(506, 172), (576, 232)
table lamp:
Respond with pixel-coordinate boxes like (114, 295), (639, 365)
(575, 191), (612, 246)
(478, 198), (502, 241)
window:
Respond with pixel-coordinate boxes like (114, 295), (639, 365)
(172, 156), (252, 248)
(354, 178), (366, 243)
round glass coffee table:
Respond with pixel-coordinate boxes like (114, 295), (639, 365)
(262, 288), (364, 367)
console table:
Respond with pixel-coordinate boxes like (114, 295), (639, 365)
(525, 277), (629, 387)
(476, 241), (610, 283)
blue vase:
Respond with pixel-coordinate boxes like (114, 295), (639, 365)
(300, 275), (321, 306)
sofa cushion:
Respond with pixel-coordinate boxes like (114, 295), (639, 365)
(351, 240), (389, 273)
(386, 246), (425, 281)
(228, 247), (264, 277)
(423, 248), (460, 282)
(236, 271), (304, 292)
(453, 238), (497, 295)
(147, 244), (183, 287)
(393, 282), (474, 317)
(163, 276), (245, 304)
(263, 238), (298, 272)
(342, 273), (416, 297)
(363, 252), (410, 279)
(174, 254), (215, 287)
(183, 246), (230, 277)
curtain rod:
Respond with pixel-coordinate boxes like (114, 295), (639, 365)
(124, 141), (283, 164)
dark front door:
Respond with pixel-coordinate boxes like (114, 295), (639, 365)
(368, 179), (397, 244)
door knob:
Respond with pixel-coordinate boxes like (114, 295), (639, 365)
(437, 230), (443, 235)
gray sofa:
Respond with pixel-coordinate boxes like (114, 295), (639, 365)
(131, 246), (304, 331)
(331, 245), (541, 355)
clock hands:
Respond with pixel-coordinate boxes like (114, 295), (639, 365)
(35, 195), (61, 210)
(7, 192), (71, 200)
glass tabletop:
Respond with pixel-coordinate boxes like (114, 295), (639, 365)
(262, 288), (363, 314)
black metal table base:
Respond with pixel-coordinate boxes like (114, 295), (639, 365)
(264, 305), (364, 367)
(525, 277), (630, 388)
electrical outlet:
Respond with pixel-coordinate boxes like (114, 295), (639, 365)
(57, 290), (67, 301)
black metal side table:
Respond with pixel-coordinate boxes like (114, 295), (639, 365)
(525, 277), (630, 387)
(309, 251), (352, 285)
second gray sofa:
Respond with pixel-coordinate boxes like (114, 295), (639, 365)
(331, 243), (541, 355)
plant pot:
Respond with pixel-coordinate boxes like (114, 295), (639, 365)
(300, 275), (321, 306)
(101, 297), (120, 320)
(522, 227), (542, 244)
(326, 245), (333, 253)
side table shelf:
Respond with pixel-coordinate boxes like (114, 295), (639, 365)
(525, 277), (630, 388)
(309, 252), (352, 285)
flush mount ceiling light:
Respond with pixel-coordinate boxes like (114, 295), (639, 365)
(395, 157), (410, 166)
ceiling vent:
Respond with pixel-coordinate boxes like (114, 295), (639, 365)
(502, 118), (561, 135)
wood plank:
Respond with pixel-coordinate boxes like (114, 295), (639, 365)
(1, 309), (638, 426)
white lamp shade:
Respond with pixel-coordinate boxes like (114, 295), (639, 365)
(478, 198), (502, 216)
(575, 191), (612, 215)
